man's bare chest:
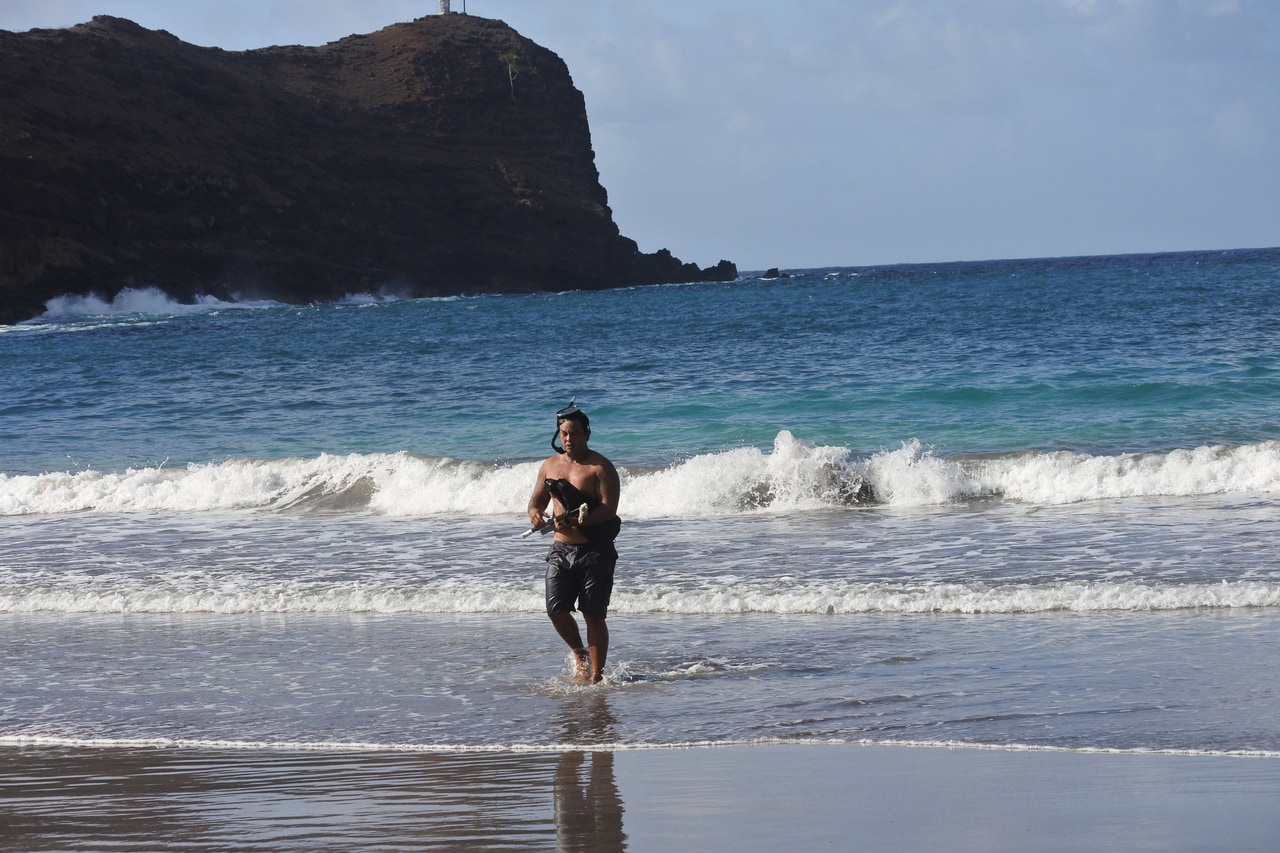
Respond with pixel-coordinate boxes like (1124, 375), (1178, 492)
(545, 463), (600, 501)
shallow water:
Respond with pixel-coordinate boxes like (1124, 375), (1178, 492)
(3, 604), (1277, 753)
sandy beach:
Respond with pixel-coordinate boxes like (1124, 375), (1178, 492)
(3, 743), (1277, 851)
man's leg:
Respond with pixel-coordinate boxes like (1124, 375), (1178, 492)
(550, 611), (591, 679)
(583, 615), (609, 684)
(547, 545), (591, 680)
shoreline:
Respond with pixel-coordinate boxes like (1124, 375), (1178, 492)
(4, 742), (1278, 851)
(5, 733), (1280, 759)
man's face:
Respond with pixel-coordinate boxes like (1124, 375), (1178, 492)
(559, 419), (588, 454)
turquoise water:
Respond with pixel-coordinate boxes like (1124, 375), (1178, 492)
(2, 247), (1280, 754)
(6, 248), (1278, 476)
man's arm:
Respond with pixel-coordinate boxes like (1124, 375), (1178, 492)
(581, 458), (620, 527)
(527, 462), (552, 529)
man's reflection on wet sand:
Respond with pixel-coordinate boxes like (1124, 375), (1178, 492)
(553, 691), (626, 852)
(555, 751), (625, 852)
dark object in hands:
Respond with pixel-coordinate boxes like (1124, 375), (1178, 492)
(545, 478), (621, 545)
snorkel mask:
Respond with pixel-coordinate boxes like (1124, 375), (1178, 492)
(551, 397), (591, 454)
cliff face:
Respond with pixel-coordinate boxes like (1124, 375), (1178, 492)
(0, 15), (735, 324)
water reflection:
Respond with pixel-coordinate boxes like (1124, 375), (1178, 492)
(552, 690), (627, 851)
(555, 751), (626, 853)
(0, 746), (573, 851)
(0, 693), (631, 850)
(556, 690), (621, 745)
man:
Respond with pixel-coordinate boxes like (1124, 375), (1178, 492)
(527, 401), (621, 684)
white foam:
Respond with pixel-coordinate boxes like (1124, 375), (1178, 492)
(3, 434), (1278, 519)
(35, 287), (282, 320)
(0, 577), (544, 615)
(622, 430), (869, 516)
(2, 570), (1276, 616)
(615, 579), (1280, 615)
(1, 734), (1274, 757)
(865, 438), (977, 506)
(371, 456), (537, 516)
(983, 442), (1280, 504)
(0, 453), (535, 516)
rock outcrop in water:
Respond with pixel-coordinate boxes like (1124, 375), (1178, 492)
(0, 14), (736, 324)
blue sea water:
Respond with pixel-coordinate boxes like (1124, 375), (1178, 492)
(2, 247), (1280, 757)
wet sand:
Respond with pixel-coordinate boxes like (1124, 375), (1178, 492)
(2, 743), (1278, 851)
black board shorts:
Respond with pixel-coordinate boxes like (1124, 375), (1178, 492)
(545, 541), (617, 619)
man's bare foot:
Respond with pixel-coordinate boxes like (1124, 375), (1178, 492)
(572, 648), (591, 681)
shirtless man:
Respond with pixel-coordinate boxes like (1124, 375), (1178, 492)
(527, 401), (621, 684)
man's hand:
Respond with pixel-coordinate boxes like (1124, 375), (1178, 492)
(554, 503), (589, 529)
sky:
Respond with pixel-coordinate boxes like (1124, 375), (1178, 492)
(4, 0), (1277, 270)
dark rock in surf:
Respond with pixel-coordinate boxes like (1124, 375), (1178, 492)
(0, 15), (737, 324)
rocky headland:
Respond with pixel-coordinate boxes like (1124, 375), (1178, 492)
(0, 14), (736, 325)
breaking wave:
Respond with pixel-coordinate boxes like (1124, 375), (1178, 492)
(2, 571), (1277, 615)
(3, 431), (1279, 519)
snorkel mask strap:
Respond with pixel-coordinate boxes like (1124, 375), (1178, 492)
(550, 397), (580, 455)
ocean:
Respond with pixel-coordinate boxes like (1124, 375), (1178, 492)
(3, 246), (1280, 762)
